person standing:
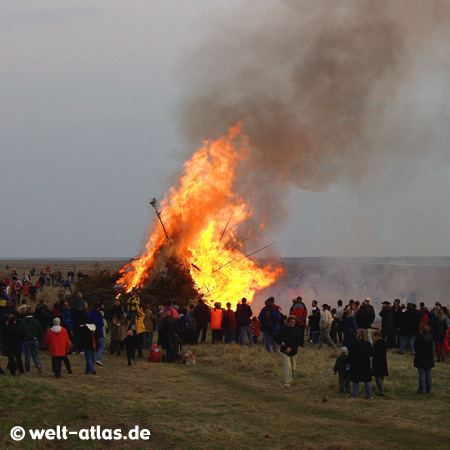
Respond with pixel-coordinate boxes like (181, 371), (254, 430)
(414, 323), (434, 394)
(3, 315), (25, 376)
(79, 320), (97, 375)
(289, 297), (307, 347)
(275, 315), (302, 388)
(142, 304), (155, 350)
(193, 299), (210, 345)
(210, 302), (224, 344)
(258, 299), (281, 353)
(380, 301), (395, 348)
(397, 303), (421, 355)
(372, 331), (388, 396)
(19, 309), (42, 374)
(160, 311), (179, 362)
(355, 298), (375, 344)
(88, 302), (105, 366)
(431, 306), (448, 362)
(45, 318), (71, 378)
(349, 329), (373, 400)
(335, 300), (344, 344)
(318, 304), (337, 350)
(223, 302), (237, 344)
(235, 298), (253, 346)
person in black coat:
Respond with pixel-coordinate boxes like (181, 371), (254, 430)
(348, 329), (373, 399)
(193, 299), (210, 345)
(161, 313), (179, 363)
(397, 303), (421, 355)
(275, 315), (302, 388)
(379, 301), (395, 348)
(414, 323), (434, 394)
(3, 315), (25, 376)
(372, 331), (388, 396)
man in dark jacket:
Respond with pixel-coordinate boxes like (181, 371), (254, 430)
(414, 323), (434, 394)
(379, 301), (395, 348)
(88, 303), (105, 366)
(289, 297), (307, 347)
(355, 298), (375, 344)
(193, 299), (210, 345)
(398, 303), (421, 355)
(275, 315), (302, 388)
(235, 298), (253, 346)
(19, 309), (42, 374)
(372, 331), (388, 396)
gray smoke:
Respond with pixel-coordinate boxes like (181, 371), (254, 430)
(177, 0), (450, 240)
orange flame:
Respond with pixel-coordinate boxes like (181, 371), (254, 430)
(117, 124), (282, 307)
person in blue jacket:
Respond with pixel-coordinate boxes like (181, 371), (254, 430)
(258, 298), (281, 353)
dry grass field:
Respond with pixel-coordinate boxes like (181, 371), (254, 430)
(0, 260), (449, 449)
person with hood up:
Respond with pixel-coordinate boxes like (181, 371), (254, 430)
(45, 318), (71, 378)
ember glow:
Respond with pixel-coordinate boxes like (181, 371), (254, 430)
(117, 123), (282, 307)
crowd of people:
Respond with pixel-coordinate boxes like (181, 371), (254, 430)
(0, 267), (449, 397)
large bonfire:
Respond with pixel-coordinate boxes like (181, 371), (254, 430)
(117, 124), (282, 308)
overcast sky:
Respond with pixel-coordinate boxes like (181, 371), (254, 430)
(1, 1), (450, 259)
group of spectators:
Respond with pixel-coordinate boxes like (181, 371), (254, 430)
(1, 266), (75, 305)
(0, 283), (448, 398)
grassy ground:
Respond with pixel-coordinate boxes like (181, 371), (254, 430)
(0, 340), (449, 450)
(1, 260), (449, 449)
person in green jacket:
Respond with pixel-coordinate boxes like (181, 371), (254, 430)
(19, 309), (43, 373)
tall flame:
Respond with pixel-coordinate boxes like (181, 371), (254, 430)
(117, 124), (282, 307)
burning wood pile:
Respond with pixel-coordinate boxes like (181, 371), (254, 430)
(116, 124), (282, 308)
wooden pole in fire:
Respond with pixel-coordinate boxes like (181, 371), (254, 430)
(212, 242), (276, 273)
(150, 198), (169, 240)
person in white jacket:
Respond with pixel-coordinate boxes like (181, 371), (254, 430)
(318, 304), (337, 350)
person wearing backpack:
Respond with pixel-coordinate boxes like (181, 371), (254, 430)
(223, 302), (237, 344)
(258, 298), (281, 353)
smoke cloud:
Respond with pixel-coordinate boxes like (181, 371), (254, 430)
(177, 0), (450, 240)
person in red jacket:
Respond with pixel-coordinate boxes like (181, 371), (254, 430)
(223, 302), (237, 344)
(251, 317), (260, 344)
(147, 344), (161, 362)
(45, 318), (71, 378)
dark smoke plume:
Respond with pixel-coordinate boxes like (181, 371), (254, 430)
(177, 0), (450, 239)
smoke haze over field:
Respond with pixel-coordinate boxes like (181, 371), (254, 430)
(178, 0), (450, 254)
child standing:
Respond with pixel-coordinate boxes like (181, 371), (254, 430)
(125, 329), (137, 366)
(251, 317), (260, 344)
(372, 331), (388, 396)
(333, 346), (350, 394)
(110, 319), (124, 356)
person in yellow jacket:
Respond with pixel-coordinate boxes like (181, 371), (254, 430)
(136, 304), (145, 357)
(210, 302), (224, 344)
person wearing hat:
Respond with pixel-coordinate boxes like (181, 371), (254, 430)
(372, 331), (388, 396)
(275, 315), (302, 388)
(318, 304), (337, 351)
